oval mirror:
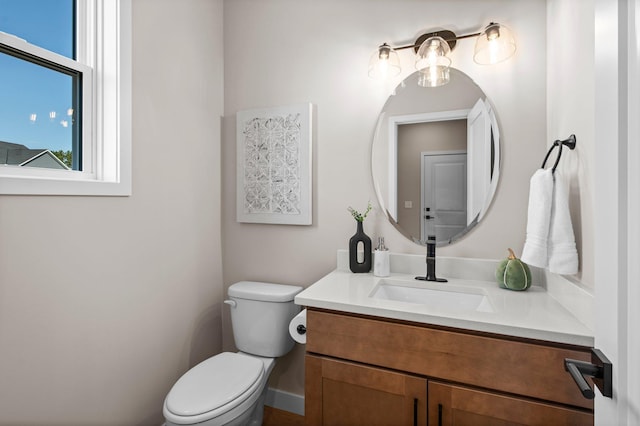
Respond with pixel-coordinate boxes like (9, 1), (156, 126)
(371, 68), (500, 246)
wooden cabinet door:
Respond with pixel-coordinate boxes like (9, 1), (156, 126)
(306, 354), (427, 426)
(428, 381), (593, 426)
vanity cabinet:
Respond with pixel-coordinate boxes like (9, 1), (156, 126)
(306, 355), (426, 425)
(304, 308), (593, 425)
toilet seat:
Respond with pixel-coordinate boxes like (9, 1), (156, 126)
(164, 352), (265, 425)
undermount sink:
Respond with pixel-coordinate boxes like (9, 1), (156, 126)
(370, 279), (494, 313)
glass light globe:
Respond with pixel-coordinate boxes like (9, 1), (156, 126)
(415, 36), (451, 87)
(473, 23), (516, 65)
(368, 43), (401, 79)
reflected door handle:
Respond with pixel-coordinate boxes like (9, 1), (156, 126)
(425, 215), (433, 220)
(564, 348), (612, 399)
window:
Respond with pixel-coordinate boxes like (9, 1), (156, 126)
(0, 0), (131, 195)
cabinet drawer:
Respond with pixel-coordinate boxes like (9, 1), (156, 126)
(307, 309), (593, 410)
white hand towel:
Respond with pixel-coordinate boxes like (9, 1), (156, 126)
(521, 169), (554, 268)
(547, 173), (579, 275)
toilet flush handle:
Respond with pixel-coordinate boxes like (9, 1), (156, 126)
(223, 300), (237, 308)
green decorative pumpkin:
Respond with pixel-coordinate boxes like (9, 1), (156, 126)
(496, 248), (532, 291)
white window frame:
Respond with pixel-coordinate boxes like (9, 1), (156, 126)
(0, 0), (131, 196)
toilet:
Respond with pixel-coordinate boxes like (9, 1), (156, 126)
(163, 281), (303, 426)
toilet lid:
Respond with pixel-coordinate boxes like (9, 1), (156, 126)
(165, 352), (264, 418)
(228, 281), (303, 302)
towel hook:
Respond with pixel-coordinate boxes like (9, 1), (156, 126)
(541, 134), (577, 173)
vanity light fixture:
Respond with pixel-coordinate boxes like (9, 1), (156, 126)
(368, 22), (516, 87)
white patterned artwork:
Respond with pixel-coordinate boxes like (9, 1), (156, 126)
(236, 103), (313, 225)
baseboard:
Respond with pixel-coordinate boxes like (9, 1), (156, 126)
(265, 387), (305, 416)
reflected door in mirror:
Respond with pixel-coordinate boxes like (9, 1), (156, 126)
(422, 153), (467, 243)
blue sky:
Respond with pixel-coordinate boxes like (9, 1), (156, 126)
(0, 0), (75, 152)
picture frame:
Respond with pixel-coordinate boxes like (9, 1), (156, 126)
(236, 103), (313, 225)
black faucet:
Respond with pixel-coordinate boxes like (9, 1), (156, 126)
(416, 235), (448, 282)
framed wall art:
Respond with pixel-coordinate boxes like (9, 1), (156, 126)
(236, 103), (313, 225)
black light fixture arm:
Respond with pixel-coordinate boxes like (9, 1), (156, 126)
(381, 22), (505, 54)
(387, 29), (481, 53)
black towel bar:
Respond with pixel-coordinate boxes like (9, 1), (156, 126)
(541, 134), (577, 173)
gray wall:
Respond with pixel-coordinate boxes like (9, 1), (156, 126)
(0, 1), (225, 424)
(547, 0), (595, 289)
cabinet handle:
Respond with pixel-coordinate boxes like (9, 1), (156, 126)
(564, 360), (596, 399)
(437, 403), (443, 426)
(413, 398), (418, 426)
(564, 348), (613, 399)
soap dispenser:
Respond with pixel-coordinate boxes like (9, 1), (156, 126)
(373, 237), (390, 277)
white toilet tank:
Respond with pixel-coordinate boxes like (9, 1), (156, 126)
(227, 281), (303, 358)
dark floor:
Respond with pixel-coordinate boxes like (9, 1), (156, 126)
(263, 406), (305, 426)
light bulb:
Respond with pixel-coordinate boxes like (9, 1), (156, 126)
(368, 43), (401, 79)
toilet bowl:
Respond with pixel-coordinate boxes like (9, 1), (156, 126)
(163, 352), (274, 426)
(163, 281), (302, 426)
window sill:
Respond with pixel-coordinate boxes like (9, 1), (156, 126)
(0, 173), (131, 196)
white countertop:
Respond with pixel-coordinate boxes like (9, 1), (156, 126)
(295, 251), (594, 347)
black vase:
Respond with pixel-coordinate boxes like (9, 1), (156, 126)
(349, 221), (372, 273)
